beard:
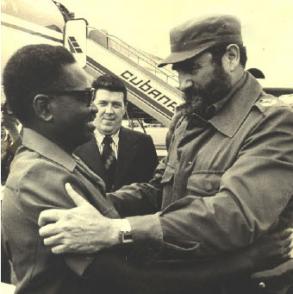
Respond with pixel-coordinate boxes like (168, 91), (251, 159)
(182, 64), (232, 118)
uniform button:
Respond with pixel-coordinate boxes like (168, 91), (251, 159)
(205, 182), (213, 191)
(258, 282), (266, 289)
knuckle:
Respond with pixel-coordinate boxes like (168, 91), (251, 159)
(61, 221), (72, 231)
(67, 243), (74, 250)
(58, 232), (66, 242)
(63, 238), (70, 246)
(62, 224), (69, 231)
(64, 213), (72, 221)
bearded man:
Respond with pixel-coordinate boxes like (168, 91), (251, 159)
(39, 15), (293, 293)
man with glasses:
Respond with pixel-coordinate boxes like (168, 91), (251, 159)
(2, 42), (292, 294)
(3, 43), (277, 294)
(38, 15), (293, 293)
(1, 44), (106, 293)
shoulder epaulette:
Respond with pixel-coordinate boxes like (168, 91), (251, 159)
(255, 92), (287, 112)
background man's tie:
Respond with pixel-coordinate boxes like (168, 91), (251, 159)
(101, 135), (117, 191)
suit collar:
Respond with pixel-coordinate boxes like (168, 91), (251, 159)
(22, 128), (76, 172)
(208, 72), (262, 137)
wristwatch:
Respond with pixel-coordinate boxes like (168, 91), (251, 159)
(119, 219), (133, 244)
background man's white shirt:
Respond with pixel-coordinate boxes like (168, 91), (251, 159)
(94, 129), (119, 158)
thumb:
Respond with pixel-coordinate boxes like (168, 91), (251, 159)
(65, 183), (88, 206)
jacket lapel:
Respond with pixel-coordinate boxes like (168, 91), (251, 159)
(114, 127), (137, 187)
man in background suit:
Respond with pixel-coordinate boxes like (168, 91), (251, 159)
(75, 74), (158, 192)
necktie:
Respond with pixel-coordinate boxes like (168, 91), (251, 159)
(101, 135), (117, 191)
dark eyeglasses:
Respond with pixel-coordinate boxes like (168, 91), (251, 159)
(45, 87), (96, 106)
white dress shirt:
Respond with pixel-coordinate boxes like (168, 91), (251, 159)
(94, 129), (120, 159)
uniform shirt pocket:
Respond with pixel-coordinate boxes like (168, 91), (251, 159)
(186, 171), (223, 196)
(159, 239), (201, 261)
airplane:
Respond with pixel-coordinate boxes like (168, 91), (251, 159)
(1, 0), (186, 158)
(1, 1), (292, 292)
(1, 0), (292, 160)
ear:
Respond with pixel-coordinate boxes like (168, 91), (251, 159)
(32, 94), (53, 122)
(124, 105), (130, 120)
(222, 44), (240, 72)
(123, 101), (128, 116)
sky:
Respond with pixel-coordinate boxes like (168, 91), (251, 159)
(59, 0), (293, 86)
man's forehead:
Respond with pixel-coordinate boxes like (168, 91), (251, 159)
(95, 89), (124, 101)
(61, 63), (90, 88)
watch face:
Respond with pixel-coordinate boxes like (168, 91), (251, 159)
(120, 230), (133, 244)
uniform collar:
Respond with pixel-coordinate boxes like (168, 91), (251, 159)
(22, 128), (76, 172)
(208, 72), (262, 137)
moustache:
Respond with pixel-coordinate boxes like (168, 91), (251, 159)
(181, 83), (207, 117)
(183, 85), (203, 106)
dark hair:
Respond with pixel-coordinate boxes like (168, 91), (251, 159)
(208, 42), (247, 67)
(92, 74), (127, 103)
(3, 44), (75, 124)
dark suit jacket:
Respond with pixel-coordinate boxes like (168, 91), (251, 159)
(75, 127), (158, 192)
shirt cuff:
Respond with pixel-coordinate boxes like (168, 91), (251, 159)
(127, 212), (163, 242)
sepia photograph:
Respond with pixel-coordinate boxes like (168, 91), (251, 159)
(1, 0), (293, 293)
